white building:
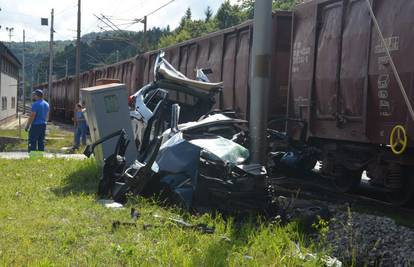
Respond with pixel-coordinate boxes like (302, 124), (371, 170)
(0, 42), (21, 123)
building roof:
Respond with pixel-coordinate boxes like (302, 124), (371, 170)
(0, 42), (21, 68)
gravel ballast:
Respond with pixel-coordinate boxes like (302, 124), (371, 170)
(325, 208), (414, 266)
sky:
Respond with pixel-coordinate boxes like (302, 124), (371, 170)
(0, 0), (238, 42)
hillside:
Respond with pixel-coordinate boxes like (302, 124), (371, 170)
(6, 0), (298, 96)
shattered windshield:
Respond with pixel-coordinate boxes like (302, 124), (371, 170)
(189, 137), (249, 165)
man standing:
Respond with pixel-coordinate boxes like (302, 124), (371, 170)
(73, 103), (88, 149)
(25, 89), (50, 152)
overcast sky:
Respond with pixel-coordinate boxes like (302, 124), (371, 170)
(0, 0), (238, 42)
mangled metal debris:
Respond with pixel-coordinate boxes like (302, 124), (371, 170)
(84, 52), (320, 218)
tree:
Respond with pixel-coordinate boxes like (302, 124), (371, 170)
(205, 6), (213, 22)
(239, 0), (300, 19)
(185, 7), (192, 20)
(215, 1), (244, 29)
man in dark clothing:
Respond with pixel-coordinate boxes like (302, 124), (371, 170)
(25, 89), (50, 152)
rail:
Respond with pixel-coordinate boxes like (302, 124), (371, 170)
(17, 101), (31, 115)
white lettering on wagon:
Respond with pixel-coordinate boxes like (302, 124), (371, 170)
(293, 96), (309, 118)
(375, 36), (400, 54)
(377, 74), (392, 117)
(292, 42), (311, 73)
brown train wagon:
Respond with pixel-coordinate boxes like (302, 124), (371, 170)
(35, 57), (141, 121)
(36, 12), (292, 123)
(141, 11), (293, 120)
(287, 0), (414, 204)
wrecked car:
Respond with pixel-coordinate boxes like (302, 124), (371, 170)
(83, 52), (274, 214)
(129, 51), (223, 153)
(86, 103), (272, 215)
(84, 52), (314, 216)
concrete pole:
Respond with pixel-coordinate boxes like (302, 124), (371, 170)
(48, 8), (54, 119)
(249, 0), (273, 164)
(75, 0), (81, 104)
(65, 59), (68, 77)
(143, 16), (148, 52)
(30, 64), (34, 100)
(22, 29), (25, 113)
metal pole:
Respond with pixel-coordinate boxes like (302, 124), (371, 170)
(48, 8), (54, 119)
(143, 16), (147, 51)
(249, 0), (273, 164)
(75, 0), (81, 104)
(65, 59), (68, 77)
(30, 64), (33, 104)
(18, 114), (21, 138)
(22, 29), (25, 114)
(365, 0), (414, 122)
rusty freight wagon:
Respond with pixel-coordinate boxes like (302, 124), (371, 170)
(287, 0), (414, 205)
(36, 11), (292, 123)
(36, 56), (140, 121)
(141, 11), (292, 120)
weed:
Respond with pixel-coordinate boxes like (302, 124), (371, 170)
(0, 158), (328, 266)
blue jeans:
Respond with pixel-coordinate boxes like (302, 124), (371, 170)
(75, 121), (88, 148)
(29, 124), (46, 152)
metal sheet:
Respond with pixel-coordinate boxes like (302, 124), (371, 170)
(314, 2), (342, 119)
(288, 2), (316, 139)
(289, 0), (414, 147)
(234, 29), (251, 118)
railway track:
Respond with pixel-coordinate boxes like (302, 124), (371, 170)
(17, 101), (31, 115)
(269, 171), (414, 226)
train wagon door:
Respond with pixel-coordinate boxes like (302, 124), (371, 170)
(337, 0), (371, 142)
(311, 1), (344, 138)
(311, 0), (370, 142)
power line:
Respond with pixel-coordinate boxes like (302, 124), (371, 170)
(94, 14), (140, 49)
(102, 0), (176, 26)
(143, 0), (176, 18)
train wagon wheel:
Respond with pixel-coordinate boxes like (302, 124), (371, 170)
(386, 166), (414, 206)
(332, 166), (362, 193)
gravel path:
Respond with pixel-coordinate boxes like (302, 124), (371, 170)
(0, 152), (86, 160)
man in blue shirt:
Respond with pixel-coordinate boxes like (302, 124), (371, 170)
(25, 89), (50, 152)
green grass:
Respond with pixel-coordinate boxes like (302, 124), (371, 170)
(0, 128), (75, 153)
(0, 158), (327, 266)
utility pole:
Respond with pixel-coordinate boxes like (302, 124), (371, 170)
(143, 16), (148, 52)
(22, 29), (25, 114)
(116, 50), (119, 62)
(48, 8), (54, 120)
(65, 59), (68, 77)
(75, 0), (81, 104)
(249, 0), (273, 164)
(30, 64), (34, 102)
(5, 27), (14, 42)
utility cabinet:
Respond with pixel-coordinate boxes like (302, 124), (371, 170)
(81, 83), (137, 165)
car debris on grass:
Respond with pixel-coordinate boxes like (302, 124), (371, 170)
(84, 52), (329, 225)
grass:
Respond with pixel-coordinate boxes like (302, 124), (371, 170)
(0, 158), (327, 266)
(0, 127), (75, 153)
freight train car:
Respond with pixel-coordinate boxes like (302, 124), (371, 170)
(36, 56), (141, 121)
(287, 0), (414, 205)
(141, 11), (292, 120)
(36, 11), (292, 123)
